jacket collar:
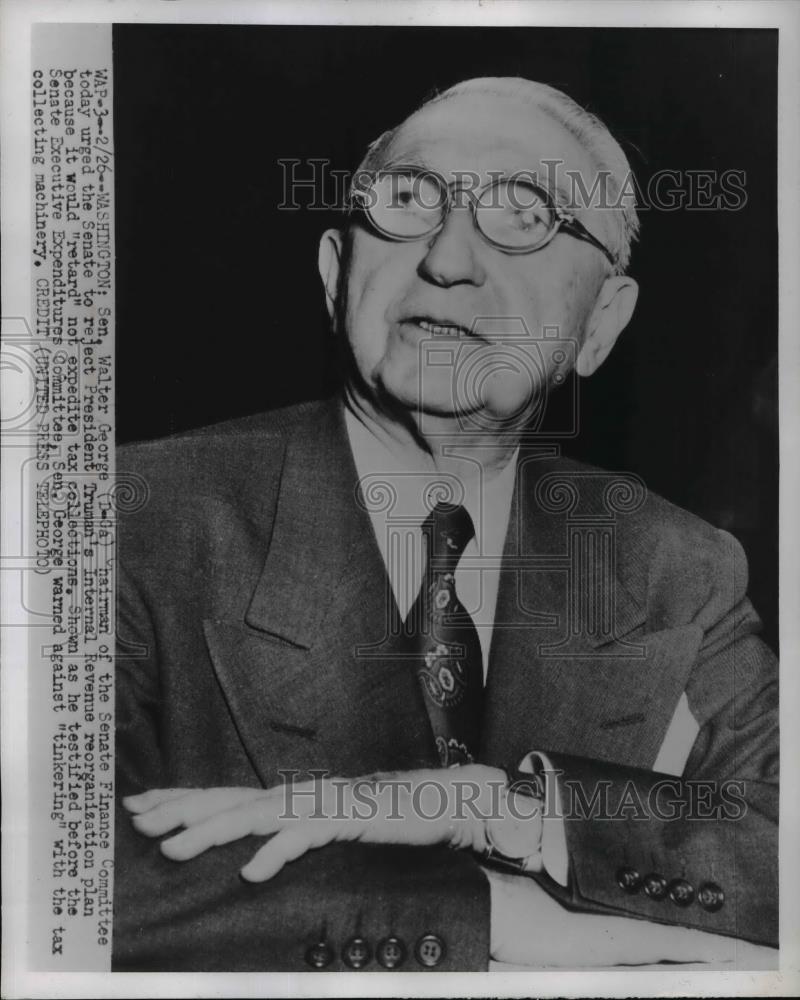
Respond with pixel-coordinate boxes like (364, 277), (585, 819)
(492, 445), (647, 644)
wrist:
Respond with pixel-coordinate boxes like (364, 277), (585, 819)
(442, 764), (507, 853)
(481, 767), (545, 873)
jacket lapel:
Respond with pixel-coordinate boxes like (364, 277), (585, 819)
(481, 449), (701, 771)
(205, 398), (438, 785)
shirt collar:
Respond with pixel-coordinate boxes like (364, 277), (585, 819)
(344, 400), (519, 553)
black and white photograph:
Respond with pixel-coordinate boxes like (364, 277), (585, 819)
(1, 1), (799, 995)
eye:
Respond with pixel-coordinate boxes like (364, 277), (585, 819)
(509, 205), (550, 232)
(368, 170), (445, 238)
(477, 179), (555, 248)
(378, 172), (444, 213)
(392, 175), (417, 209)
(502, 182), (551, 228)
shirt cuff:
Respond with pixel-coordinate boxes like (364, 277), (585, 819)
(517, 750), (569, 887)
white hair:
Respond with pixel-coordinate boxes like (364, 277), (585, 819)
(353, 76), (640, 273)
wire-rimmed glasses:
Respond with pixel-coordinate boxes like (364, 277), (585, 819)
(350, 166), (617, 268)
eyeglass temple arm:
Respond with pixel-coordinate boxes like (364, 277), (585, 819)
(560, 215), (617, 268)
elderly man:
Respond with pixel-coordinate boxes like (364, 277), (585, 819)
(114, 78), (778, 971)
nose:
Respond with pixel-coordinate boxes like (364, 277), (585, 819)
(417, 204), (487, 288)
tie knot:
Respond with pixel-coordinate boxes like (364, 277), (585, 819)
(423, 502), (475, 561)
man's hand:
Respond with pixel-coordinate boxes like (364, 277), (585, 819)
(124, 776), (775, 968)
(123, 765), (513, 882)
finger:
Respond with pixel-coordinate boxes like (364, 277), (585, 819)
(122, 788), (195, 814)
(240, 821), (338, 882)
(132, 787), (265, 837)
(160, 797), (283, 860)
(261, 777), (337, 817)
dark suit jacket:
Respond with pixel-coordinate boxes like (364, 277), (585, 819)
(113, 396), (778, 970)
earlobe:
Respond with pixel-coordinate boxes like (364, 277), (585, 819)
(575, 275), (639, 377)
(318, 228), (344, 326)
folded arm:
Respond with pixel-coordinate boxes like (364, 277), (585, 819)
(523, 528), (778, 948)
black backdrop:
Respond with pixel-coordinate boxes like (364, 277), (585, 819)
(113, 25), (778, 649)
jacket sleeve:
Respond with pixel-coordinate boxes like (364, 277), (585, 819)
(113, 562), (490, 972)
(529, 528), (778, 947)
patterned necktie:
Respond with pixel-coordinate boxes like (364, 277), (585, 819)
(408, 502), (484, 767)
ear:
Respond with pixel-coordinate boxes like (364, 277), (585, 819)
(318, 228), (344, 328)
(575, 275), (639, 377)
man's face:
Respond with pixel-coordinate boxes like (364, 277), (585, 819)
(328, 93), (621, 426)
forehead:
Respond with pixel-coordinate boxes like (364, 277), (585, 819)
(382, 93), (597, 185)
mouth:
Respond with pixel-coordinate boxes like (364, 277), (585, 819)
(403, 316), (474, 338)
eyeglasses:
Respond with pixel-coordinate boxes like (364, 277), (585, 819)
(350, 166), (617, 268)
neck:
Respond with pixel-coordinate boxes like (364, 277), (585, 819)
(343, 383), (521, 483)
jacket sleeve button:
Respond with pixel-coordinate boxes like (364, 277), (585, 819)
(667, 878), (695, 907)
(377, 936), (407, 969)
(415, 933), (446, 967)
(643, 872), (668, 900)
(697, 881), (725, 912)
(305, 940), (334, 969)
(342, 936), (372, 969)
(616, 866), (642, 893)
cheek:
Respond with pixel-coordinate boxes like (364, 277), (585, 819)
(342, 262), (388, 367)
(514, 261), (597, 341)
(343, 240), (415, 350)
(480, 263), (599, 407)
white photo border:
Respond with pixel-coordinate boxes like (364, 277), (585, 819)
(2, 1), (798, 997)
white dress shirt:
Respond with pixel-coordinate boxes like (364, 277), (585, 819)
(345, 404), (518, 677)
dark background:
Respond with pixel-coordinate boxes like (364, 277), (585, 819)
(113, 26), (778, 649)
